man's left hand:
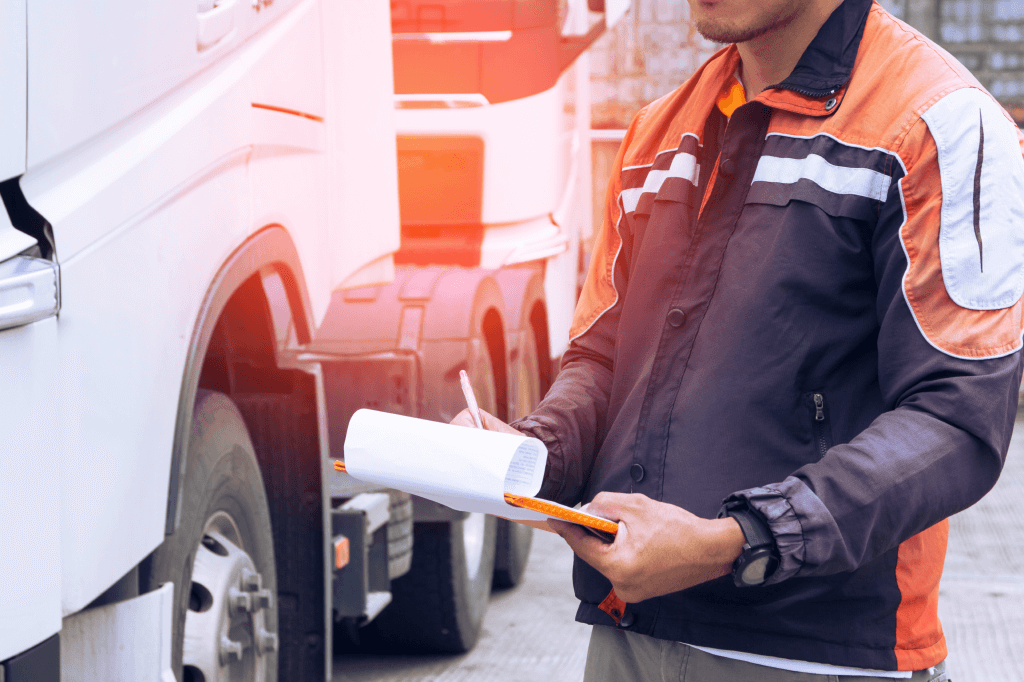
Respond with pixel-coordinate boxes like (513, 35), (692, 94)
(549, 492), (746, 603)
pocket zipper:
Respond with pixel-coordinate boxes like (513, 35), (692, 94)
(813, 392), (829, 458)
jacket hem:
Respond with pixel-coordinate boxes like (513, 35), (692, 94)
(894, 636), (947, 671)
(575, 602), (904, 672)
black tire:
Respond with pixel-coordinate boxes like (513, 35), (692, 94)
(366, 514), (497, 653)
(141, 390), (278, 682)
(364, 333), (500, 653)
(232, 389), (324, 682)
(386, 491), (415, 580)
(493, 519), (534, 589)
(493, 324), (542, 588)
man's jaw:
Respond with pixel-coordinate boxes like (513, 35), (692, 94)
(691, 1), (802, 45)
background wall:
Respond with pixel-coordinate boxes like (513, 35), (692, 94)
(588, 0), (1024, 130)
(587, 0), (722, 239)
(589, 0), (721, 129)
(587, 0), (1024, 237)
(881, 0), (1024, 121)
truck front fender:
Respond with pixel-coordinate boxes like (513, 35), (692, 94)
(166, 225), (313, 535)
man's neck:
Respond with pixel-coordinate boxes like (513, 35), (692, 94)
(736, 0), (844, 101)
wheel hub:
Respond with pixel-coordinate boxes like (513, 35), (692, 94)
(183, 512), (277, 682)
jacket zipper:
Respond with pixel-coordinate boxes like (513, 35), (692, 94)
(765, 83), (839, 99)
(812, 392), (830, 459)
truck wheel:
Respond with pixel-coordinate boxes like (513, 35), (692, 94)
(142, 390), (278, 682)
(493, 324), (541, 588)
(510, 323), (543, 421)
(493, 519), (534, 589)
(366, 514), (496, 653)
(365, 336), (499, 653)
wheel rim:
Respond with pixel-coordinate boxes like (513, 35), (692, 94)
(182, 511), (277, 682)
(462, 513), (487, 582)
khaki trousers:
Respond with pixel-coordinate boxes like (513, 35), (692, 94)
(583, 626), (948, 682)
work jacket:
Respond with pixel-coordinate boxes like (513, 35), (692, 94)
(513, 0), (1024, 671)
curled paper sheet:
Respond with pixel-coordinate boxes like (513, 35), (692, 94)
(343, 409), (550, 521)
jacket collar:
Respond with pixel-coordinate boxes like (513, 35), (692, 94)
(775, 0), (873, 96)
(756, 0), (874, 116)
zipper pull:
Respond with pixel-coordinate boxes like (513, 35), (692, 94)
(814, 393), (825, 421)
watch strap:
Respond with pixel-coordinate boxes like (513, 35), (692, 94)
(726, 507), (773, 550)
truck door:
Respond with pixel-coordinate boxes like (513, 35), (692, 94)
(0, 1), (63, 669)
(0, 0), (25, 183)
(19, 0), (256, 618)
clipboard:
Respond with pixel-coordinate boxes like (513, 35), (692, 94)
(335, 459), (617, 543)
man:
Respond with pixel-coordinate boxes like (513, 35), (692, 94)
(456, 0), (1024, 679)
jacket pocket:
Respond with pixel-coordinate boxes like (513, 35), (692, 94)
(806, 391), (834, 459)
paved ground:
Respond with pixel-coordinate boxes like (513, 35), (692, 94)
(331, 528), (588, 682)
(938, 409), (1024, 682)
(332, 413), (1024, 682)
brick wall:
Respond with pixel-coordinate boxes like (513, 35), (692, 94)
(587, 2), (723, 237)
(589, 1), (722, 129)
(590, 1), (1024, 126)
(588, 1), (1023, 236)
(879, 0), (1024, 121)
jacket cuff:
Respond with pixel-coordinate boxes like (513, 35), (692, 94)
(722, 476), (835, 585)
(509, 415), (566, 502)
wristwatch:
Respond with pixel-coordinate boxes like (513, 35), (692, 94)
(723, 502), (779, 587)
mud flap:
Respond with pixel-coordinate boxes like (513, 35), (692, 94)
(60, 582), (176, 682)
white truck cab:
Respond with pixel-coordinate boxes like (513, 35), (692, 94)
(0, 1), (627, 680)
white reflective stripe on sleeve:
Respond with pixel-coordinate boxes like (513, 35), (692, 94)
(751, 154), (891, 201)
(642, 153), (700, 193)
(620, 152), (700, 215)
(620, 187), (644, 214)
(921, 87), (1024, 311)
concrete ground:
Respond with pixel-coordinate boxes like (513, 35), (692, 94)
(938, 409), (1024, 681)
(331, 528), (588, 682)
(332, 413), (1024, 682)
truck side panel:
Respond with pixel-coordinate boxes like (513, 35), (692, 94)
(0, 319), (60, 661)
(0, 0), (25, 180)
(249, 0), (331, 323)
(24, 0), (304, 170)
(19, 0), (332, 616)
(321, 2), (402, 298)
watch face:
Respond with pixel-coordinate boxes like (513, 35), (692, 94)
(740, 555), (770, 585)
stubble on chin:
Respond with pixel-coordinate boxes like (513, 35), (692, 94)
(693, 4), (798, 44)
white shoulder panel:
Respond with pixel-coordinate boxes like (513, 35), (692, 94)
(921, 87), (1024, 310)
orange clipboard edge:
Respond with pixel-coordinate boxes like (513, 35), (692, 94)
(504, 493), (618, 541)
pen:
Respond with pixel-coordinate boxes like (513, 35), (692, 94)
(459, 369), (485, 429)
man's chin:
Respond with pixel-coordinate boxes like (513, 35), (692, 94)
(694, 19), (774, 44)
(693, 3), (799, 45)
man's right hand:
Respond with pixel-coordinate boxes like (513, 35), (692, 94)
(450, 408), (523, 436)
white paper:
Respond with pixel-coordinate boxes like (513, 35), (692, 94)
(343, 409), (550, 521)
